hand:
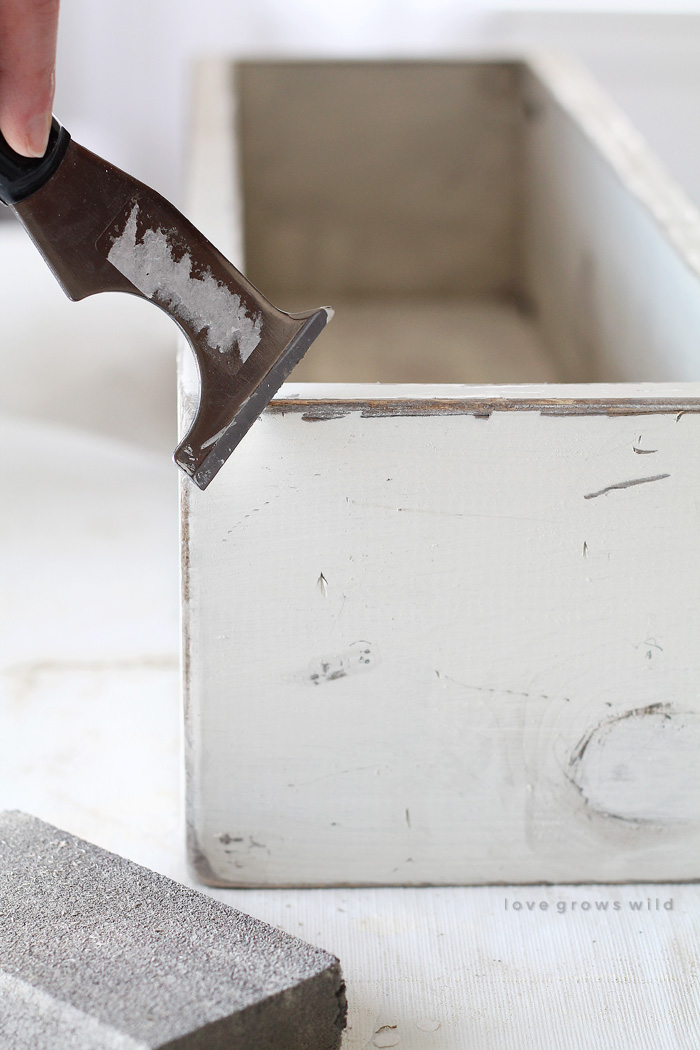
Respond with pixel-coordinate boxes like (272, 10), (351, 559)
(0, 0), (60, 157)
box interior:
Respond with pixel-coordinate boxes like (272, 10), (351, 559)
(237, 61), (550, 384)
(235, 61), (696, 386)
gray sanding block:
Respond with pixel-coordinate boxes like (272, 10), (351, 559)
(0, 811), (346, 1049)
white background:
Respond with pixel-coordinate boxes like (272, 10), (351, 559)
(51, 2), (700, 207)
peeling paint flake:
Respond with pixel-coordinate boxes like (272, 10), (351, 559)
(301, 641), (377, 687)
(583, 473), (670, 500)
(107, 202), (262, 364)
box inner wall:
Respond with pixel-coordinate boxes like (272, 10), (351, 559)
(237, 61), (563, 384)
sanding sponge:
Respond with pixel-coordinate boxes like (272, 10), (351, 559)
(0, 811), (346, 1049)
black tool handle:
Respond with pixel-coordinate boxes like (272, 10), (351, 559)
(0, 116), (70, 206)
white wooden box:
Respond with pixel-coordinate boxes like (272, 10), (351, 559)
(181, 56), (700, 887)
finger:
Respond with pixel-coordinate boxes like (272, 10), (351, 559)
(0, 0), (60, 157)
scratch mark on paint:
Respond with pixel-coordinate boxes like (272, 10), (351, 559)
(633, 445), (658, 455)
(348, 499), (551, 524)
(582, 541), (588, 557)
(583, 474), (670, 499)
(437, 674), (570, 704)
(396, 505), (465, 518)
(405, 808), (411, 828)
(288, 764), (379, 788)
(633, 637), (663, 660)
(331, 595), (347, 631)
(317, 572), (328, 597)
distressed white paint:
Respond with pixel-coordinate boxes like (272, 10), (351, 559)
(108, 202), (262, 364)
(182, 59), (700, 886)
(184, 403), (700, 885)
(3, 407), (700, 1046)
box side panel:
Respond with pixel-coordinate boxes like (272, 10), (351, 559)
(237, 61), (522, 302)
(522, 55), (700, 383)
(181, 59), (248, 879)
(183, 58), (700, 886)
(186, 404), (700, 885)
(186, 58), (244, 267)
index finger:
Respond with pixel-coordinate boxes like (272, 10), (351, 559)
(0, 0), (60, 157)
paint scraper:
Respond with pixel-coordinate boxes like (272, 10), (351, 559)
(0, 118), (332, 489)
